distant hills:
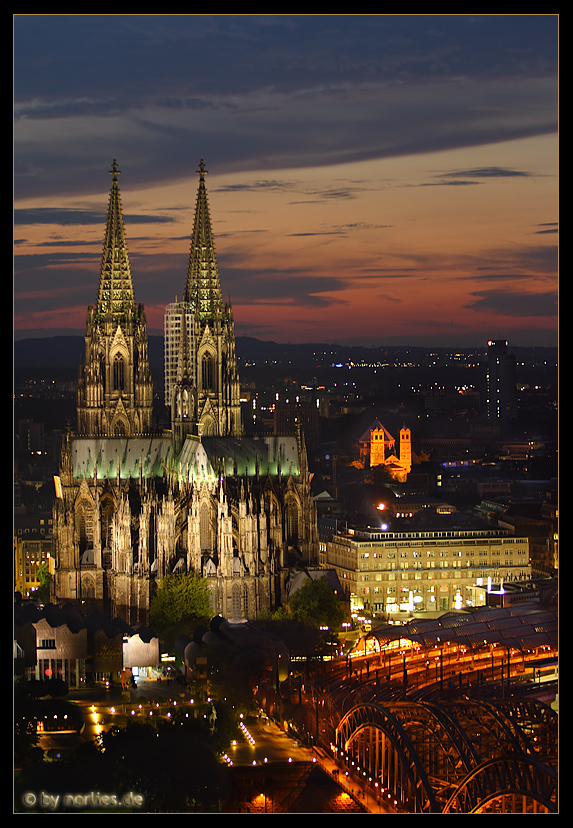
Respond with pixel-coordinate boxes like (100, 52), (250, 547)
(14, 335), (557, 381)
(12, 336), (283, 377)
(15, 336), (86, 371)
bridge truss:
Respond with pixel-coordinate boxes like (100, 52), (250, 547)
(335, 698), (557, 813)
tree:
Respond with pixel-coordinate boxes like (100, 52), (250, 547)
(36, 562), (51, 603)
(149, 572), (212, 649)
(255, 616), (328, 660)
(204, 640), (266, 712)
(289, 577), (344, 631)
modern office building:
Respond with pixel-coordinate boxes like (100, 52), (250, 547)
(14, 602), (160, 686)
(485, 339), (517, 421)
(164, 299), (195, 407)
(322, 524), (531, 616)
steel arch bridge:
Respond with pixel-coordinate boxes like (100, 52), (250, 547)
(335, 698), (557, 813)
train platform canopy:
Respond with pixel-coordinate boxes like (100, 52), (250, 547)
(363, 605), (557, 653)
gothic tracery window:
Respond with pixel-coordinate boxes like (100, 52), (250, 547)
(113, 353), (125, 391)
(82, 575), (96, 599)
(231, 583), (241, 622)
(100, 497), (114, 549)
(200, 502), (212, 552)
(75, 499), (93, 554)
(286, 496), (300, 545)
(202, 353), (214, 391)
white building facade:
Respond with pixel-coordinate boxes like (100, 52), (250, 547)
(323, 527), (531, 616)
(164, 300), (195, 408)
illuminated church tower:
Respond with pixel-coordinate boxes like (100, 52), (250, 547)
(359, 420), (412, 482)
(176, 159), (242, 439)
(399, 427), (412, 475)
(77, 161), (153, 437)
(53, 159), (318, 628)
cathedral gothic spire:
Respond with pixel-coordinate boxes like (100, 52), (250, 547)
(184, 160), (223, 322)
(54, 159), (317, 628)
(166, 160), (242, 438)
(96, 160), (136, 320)
(76, 161), (153, 437)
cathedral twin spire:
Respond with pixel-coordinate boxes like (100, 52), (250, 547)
(78, 158), (241, 440)
(77, 160), (152, 437)
(178, 159), (242, 437)
(97, 156), (225, 324)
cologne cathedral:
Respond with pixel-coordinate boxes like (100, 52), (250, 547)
(53, 160), (318, 625)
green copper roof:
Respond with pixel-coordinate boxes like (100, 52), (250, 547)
(71, 435), (300, 481)
(72, 437), (172, 480)
(201, 436), (300, 478)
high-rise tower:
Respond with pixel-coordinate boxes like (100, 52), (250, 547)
(164, 298), (196, 447)
(485, 339), (517, 421)
(76, 161), (153, 437)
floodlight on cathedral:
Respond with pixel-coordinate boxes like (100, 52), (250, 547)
(76, 160), (153, 438)
(53, 160), (318, 627)
(165, 160), (242, 441)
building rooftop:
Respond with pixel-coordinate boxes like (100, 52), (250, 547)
(360, 603), (557, 653)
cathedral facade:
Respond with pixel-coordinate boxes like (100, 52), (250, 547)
(53, 161), (318, 625)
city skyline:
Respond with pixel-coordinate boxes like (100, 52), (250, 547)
(14, 15), (558, 347)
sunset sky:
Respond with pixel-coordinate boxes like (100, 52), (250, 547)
(14, 15), (558, 347)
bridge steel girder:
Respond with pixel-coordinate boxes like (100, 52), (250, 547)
(335, 699), (557, 814)
(442, 755), (558, 813)
(337, 703), (439, 813)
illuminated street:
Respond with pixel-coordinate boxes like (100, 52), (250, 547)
(225, 718), (315, 766)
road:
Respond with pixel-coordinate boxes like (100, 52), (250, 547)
(31, 676), (403, 813)
(37, 679), (317, 765)
(225, 717), (316, 766)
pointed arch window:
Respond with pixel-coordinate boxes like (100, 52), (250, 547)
(202, 353), (214, 391)
(231, 583), (241, 622)
(286, 496), (300, 545)
(100, 497), (114, 550)
(83, 575), (96, 599)
(200, 502), (212, 552)
(100, 355), (106, 394)
(114, 420), (126, 436)
(182, 388), (191, 418)
(113, 353), (125, 391)
(75, 499), (93, 555)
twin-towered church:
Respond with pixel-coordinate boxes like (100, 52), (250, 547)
(53, 160), (318, 625)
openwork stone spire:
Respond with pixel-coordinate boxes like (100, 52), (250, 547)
(77, 161), (153, 437)
(184, 160), (223, 324)
(96, 160), (136, 321)
(55, 159), (319, 629)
